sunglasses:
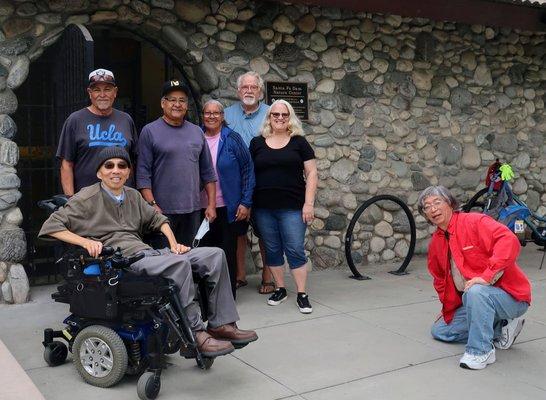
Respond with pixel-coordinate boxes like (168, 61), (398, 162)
(271, 112), (290, 119)
(103, 161), (129, 170)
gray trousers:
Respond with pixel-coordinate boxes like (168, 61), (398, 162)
(130, 247), (239, 331)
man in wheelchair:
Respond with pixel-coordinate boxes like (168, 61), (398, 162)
(39, 146), (258, 358)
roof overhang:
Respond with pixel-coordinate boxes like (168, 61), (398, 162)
(282, 0), (546, 31)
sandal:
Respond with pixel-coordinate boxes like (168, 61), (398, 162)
(236, 279), (248, 289)
(258, 281), (276, 295)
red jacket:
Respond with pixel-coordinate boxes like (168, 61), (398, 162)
(428, 212), (531, 324)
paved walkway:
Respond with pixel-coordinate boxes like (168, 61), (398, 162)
(1, 246), (545, 400)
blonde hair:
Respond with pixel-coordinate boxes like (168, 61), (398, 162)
(260, 100), (304, 138)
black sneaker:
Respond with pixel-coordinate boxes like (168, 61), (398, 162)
(267, 288), (287, 306)
(297, 293), (313, 314)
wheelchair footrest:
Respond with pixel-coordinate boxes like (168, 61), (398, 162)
(179, 343), (196, 359)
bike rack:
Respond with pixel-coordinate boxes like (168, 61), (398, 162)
(345, 194), (417, 280)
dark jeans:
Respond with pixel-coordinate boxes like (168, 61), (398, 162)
(200, 207), (238, 299)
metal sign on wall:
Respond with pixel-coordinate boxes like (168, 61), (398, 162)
(265, 82), (309, 121)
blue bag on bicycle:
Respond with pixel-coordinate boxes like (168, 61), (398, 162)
(498, 205), (531, 231)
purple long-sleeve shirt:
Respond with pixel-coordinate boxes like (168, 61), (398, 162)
(136, 118), (216, 214)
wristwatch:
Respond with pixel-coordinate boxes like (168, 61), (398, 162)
(148, 200), (157, 206)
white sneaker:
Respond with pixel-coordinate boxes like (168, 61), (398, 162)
(459, 348), (496, 370)
(494, 317), (525, 350)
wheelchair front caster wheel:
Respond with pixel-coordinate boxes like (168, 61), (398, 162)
(137, 371), (161, 400)
(44, 341), (68, 367)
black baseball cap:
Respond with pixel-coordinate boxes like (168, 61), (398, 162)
(162, 80), (190, 97)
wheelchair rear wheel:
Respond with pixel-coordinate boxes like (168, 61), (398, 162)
(73, 325), (128, 388)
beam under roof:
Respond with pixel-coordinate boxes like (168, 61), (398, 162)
(282, 0), (546, 31)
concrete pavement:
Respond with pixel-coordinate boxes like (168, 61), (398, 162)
(1, 245), (545, 400)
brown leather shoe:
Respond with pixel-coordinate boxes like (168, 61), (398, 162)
(207, 323), (258, 345)
(194, 330), (234, 357)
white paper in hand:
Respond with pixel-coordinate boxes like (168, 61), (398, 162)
(192, 218), (210, 247)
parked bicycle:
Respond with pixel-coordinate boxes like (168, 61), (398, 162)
(462, 160), (546, 268)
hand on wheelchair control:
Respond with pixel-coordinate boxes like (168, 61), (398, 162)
(171, 243), (190, 255)
(82, 238), (103, 258)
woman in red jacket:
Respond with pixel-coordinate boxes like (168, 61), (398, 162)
(418, 186), (531, 370)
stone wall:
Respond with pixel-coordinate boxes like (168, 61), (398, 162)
(0, 1), (545, 301)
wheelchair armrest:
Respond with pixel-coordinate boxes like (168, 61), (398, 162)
(108, 250), (144, 270)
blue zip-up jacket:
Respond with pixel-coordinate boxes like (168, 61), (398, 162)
(207, 125), (255, 223)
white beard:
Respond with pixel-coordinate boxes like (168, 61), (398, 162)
(242, 96), (257, 106)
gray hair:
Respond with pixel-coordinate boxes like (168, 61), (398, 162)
(237, 71), (265, 93)
(417, 185), (459, 217)
(202, 99), (224, 113)
(202, 99), (227, 126)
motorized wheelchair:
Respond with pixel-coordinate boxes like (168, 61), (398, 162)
(38, 196), (223, 400)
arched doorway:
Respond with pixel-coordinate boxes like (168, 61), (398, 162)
(14, 24), (199, 284)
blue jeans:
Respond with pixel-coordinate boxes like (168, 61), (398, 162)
(253, 208), (307, 269)
(431, 285), (529, 355)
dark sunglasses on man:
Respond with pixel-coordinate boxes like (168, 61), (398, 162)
(102, 161), (129, 170)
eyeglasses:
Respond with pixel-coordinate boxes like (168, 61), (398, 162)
(103, 161), (128, 170)
(164, 97), (187, 105)
(271, 112), (290, 119)
(239, 85), (259, 92)
(422, 199), (446, 213)
(204, 111), (223, 117)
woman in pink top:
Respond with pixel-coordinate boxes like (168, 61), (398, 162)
(200, 100), (255, 298)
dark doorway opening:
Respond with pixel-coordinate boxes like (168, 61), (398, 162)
(14, 25), (195, 284)
(90, 27), (200, 132)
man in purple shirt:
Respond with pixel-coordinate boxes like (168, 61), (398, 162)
(137, 80), (217, 246)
